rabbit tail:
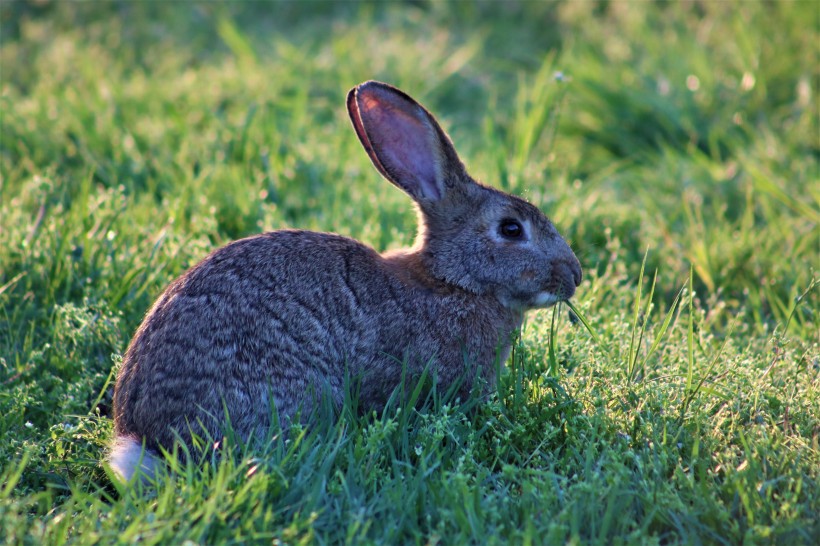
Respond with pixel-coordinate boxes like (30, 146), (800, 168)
(109, 435), (160, 483)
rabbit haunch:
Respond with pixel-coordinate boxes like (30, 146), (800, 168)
(110, 81), (582, 481)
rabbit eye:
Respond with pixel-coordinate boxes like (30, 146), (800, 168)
(499, 219), (524, 240)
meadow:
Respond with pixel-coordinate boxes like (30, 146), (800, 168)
(1, 1), (818, 544)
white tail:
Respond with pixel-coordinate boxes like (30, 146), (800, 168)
(109, 435), (160, 483)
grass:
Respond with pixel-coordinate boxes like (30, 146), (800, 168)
(1, 1), (818, 544)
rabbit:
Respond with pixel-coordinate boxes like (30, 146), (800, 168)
(109, 81), (582, 482)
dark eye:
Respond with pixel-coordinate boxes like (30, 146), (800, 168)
(499, 219), (524, 240)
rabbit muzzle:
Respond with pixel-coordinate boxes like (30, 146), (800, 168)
(554, 256), (583, 300)
(530, 253), (583, 308)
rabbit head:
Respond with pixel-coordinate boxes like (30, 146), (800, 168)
(347, 81), (581, 311)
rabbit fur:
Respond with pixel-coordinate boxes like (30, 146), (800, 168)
(109, 81), (582, 482)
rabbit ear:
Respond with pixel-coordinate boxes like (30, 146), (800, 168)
(347, 81), (463, 202)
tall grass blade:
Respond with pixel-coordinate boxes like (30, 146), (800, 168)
(565, 299), (611, 361)
(547, 303), (560, 377)
(630, 269), (658, 380)
(784, 276), (819, 335)
(686, 266), (696, 395)
(627, 249), (648, 381)
(641, 284), (685, 371)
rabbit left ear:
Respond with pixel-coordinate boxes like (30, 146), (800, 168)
(347, 81), (463, 202)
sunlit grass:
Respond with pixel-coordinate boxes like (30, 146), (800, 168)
(1, 1), (818, 544)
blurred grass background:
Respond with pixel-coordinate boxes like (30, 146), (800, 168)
(1, 1), (818, 544)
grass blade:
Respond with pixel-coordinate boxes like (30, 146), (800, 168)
(686, 266), (696, 394)
(565, 299), (611, 361)
(627, 249), (648, 381)
(642, 284), (685, 369)
(547, 303), (559, 377)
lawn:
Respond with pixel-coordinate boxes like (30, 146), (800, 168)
(1, 1), (818, 544)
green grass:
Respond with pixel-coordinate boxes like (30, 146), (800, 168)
(1, 1), (818, 544)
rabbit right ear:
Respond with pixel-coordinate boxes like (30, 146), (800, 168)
(347, 81), (464, 202)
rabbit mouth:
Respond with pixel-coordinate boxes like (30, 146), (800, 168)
(502, 290), (564, 310)
(532, 291), (561, 308)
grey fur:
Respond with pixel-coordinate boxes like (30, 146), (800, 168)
(111, 81), (581, 475)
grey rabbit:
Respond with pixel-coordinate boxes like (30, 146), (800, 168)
(110, 81), (582, 481)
